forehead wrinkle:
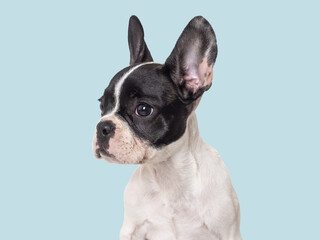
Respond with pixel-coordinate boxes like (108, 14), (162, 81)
(123, 70), (177, 104)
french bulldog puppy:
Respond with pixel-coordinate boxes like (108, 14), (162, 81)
(93, 15), (241, 240)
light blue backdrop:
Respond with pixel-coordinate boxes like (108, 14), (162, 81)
(1, 0), (319, 239)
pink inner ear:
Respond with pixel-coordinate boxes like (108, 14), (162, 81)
(183, 57), (213, 94)
(199, 58), (213, 87)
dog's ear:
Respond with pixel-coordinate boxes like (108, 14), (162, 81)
(164, 16), (218, 101)
(128, 15), (153, 65)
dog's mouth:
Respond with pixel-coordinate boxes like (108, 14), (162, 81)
(95, 146), (146, 165)
(95, 147), (114, 159)
(96, 147), (124, 164)
(92, 131), (148, 164)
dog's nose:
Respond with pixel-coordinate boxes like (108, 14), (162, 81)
(97, 120), (115, 143)
(101, 123), (114, 136)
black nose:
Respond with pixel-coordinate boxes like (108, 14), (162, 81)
(96, 120), (115, 143)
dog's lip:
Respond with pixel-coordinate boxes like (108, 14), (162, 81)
(96, 148), (119, 163)
(98, 149), (123, 164)
(94, 141), (113, 159)
(99, 148), (114, 158)
(98, 148), (145, 165)
(95, 148), (102, 159)
(95, 145), (146, 165)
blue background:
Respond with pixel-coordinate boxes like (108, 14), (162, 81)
(1, 0), (319, 239)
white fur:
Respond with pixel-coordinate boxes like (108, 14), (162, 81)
(120, 112), (242, 240)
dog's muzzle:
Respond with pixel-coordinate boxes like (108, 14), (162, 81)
(92, 116), (151, 164)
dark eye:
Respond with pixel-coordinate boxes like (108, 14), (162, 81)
(135, 103), (153, 117)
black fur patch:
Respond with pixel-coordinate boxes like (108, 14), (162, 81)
(117, 64), (193, 147)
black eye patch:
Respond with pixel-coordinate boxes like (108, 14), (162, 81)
(129, 89), (138, 98)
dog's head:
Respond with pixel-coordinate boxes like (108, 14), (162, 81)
(92, 16), (217, 164)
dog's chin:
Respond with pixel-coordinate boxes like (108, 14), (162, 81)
(95, 147), (146, 165)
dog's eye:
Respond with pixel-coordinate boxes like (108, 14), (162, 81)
(135, 103), (153, 117)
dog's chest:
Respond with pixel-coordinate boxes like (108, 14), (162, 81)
(126, 172), (218, 239)
(123, 149), (237, 239)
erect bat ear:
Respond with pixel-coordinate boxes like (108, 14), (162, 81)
(164, 16), (218, 101)
(128, 15), (153, 65)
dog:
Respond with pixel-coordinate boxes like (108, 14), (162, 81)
(92, 15), (241, 240)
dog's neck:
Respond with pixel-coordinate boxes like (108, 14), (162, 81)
(142, 111), (203, 200)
